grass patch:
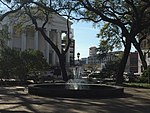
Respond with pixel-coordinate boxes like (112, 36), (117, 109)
(123, 83), (150, 89)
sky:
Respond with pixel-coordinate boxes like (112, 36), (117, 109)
(72, 21), (137, 60)
(72, 21), (100, 59)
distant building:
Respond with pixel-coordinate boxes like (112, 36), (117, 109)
(89, 46), (97, 56)
(88, 46), (100, 65)
(88, 46), (123, 70)
(99, 51), (123, 69)
(85, 46), (141, 74)
(88, 55), (100, 64)
(125, 52), (139, 74)
(81, 58), (88, 65)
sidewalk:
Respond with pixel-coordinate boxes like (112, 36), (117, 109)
(0, 86), (150, 113)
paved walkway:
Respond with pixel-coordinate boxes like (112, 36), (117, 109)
(0, 86), (150, 113)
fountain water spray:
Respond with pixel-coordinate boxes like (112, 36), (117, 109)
(66, 66), (89, 90)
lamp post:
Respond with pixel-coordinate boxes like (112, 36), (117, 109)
(77, 52), (80, 66)
(76, 52), (80, 78)
(77, 52), (80, 63)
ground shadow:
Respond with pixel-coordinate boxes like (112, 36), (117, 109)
(0, 110), (30, 113)
(0, 86), (150, 113)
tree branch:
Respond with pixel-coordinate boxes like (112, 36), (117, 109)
(42, 11), (49, 29)
(125, 0), (139, 20)
(63, 18), (71, 54)
(24, 6), (61, 55)
(139, 35), (147, 45)
(0, 3), (26, 21)
(0, 0), (12, 10)
(78, 0), (127, 33)
(70, 16), (102, 23)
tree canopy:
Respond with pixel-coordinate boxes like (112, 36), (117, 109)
(0, 48), (50, 81)
(0, 0), (75, 81)
(72, 0), (150, 84)
(0, 0), (150, 84)
(21, 49), (50, 73)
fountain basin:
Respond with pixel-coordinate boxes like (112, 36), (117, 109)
(28, 83), (124, 98)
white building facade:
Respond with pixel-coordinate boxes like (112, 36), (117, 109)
(138, 34), (150, 74)
(1, 13), (73, 66)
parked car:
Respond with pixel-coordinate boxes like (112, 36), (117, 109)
(81, 71), (91, 79)
(88, 72), (103, 84)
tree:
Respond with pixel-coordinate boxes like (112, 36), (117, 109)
(2, 0), (149, 84)
(97, 40), (115, 59)
(21, 49), (50, 83)
(0, 0), (74, 82)
(0, 0), (31, 21)
(0, 47), (26, 80)
(101, 57), (121, 79)
(24, 0), (74, 81)
(21, 49), (50, 75)
(139, 28), (150, 57)
(0, 0), (37, 51)
(84, 64), (100, 73)
(97, 22), (124, 58)
(73, 0), (150, 84)
(139, 65), (150, 83)
(0, 25), (9, 49)
(0, 47), (50, 81)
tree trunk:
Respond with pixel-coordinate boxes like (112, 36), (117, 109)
(138, 49), (147, 70)
(133, 43), (147, 70)
(59, 55), (68, 82)
(38, 29), (69, 82)
(116, 39), (131, 85)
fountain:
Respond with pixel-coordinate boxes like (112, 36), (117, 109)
(65, 66), (90, 90)
(28, 53), (124, 98)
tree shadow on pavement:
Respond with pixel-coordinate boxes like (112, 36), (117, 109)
(0, 110), (30, 113)
(0, 87), (150, 113)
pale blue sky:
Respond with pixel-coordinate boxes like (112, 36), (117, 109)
(72, 21), (100, 59)
(72, 21), (136, 60)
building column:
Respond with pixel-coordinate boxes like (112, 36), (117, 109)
(49, 30), (56, 65)
(53, 30), (57, 66)
(8, 26), (13, 48)
(46, 31), (50, 63)
(66, 48), (70, 66)
(55, 30), (62, 65)
(138, 53), (142, 75)
(34, 31), (39, 50)
(21, 32), (26, 51)
(56, 30), (62, 52)
(64, 31), (70, 66)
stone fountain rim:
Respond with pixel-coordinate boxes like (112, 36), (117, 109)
(28, 83), (124, 98)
